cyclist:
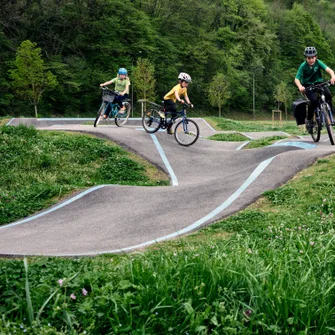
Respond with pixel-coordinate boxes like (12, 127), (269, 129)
(294, 46), (335, 133)
(100, 68), (130, 117)
(162, 72), (194, 134)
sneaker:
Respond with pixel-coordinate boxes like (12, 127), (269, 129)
(167, 124), (174, 135)
(305, 119), (314, 134)
(158, 111), (165, 119)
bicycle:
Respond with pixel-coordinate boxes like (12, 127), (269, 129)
(94, 87), (131, 127)
(142, 101), (200, 146)
(304, 81), (335, 145)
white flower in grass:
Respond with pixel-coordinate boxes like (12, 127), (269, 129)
(299, 250), (304, 254)
(82, 288), (88, 296)
(57, 279), (64, 286)
(310, 242), (315, 246)
(70, 293), (76, 300)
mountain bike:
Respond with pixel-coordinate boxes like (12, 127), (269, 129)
(94, 87), (131, 127)
(304, 81), (335, 145)
(142, 101), (199, 146)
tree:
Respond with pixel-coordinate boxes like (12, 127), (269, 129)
(9, 40), (57, 117)
(132, 58), (156, 104)
(208, 73), (231, 117)
(273, 81), (292, 120)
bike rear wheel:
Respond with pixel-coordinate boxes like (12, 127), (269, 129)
(323, 104), (335, 145)
(115, 102), (131, 127)
(311, 110), (321, 142)
(94, 102), (107, 127)
(174, 118), (199, 146)
(142, 108), (162, 133)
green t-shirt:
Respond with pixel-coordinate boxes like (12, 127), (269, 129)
(295, 59), (327, 86)
(111, 77), (130, 94)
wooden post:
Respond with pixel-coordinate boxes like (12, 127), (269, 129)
(137, 99), (148, 118)
(272, 110), (282, 128)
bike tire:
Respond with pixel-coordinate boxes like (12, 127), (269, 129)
(142, 108), (162, 133)
(311, 110), (321, 142)
(323, 104), (335, 145)
(115, 102), (131, 127)
(174, 118), (199, 146)
(94, 102), (107, 127)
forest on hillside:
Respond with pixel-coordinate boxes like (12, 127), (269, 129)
(0, 0), (335, 117)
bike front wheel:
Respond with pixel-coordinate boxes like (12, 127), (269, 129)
(311, 111), (321, 142)
(115, 102), (131, 127)
(323, 104), (335, 145)
(174, 118), (199, 146)
(94, 102), (107, 127)
(142, 108), (162, 133)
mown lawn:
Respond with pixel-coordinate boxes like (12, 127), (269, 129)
(1, 124), (335, 334)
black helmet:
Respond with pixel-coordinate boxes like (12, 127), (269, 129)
(304, 46), (317, 57)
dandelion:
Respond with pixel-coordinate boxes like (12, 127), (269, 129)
(82, 288), (88, 296)
(57, 279), (63, 286)
(70, 293), (76, 300)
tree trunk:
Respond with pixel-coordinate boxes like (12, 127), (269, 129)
(34, 104), (38, 118)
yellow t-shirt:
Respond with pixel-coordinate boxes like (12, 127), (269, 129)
(164, 84), (188, 102)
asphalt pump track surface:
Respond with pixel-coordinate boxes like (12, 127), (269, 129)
(1, 117), (335, 256)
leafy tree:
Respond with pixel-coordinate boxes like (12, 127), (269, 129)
(9, 40), (57, 117)
(274, 81), (292, 120)
(133, 58), (156, 105)
(208, 73), (231, 117)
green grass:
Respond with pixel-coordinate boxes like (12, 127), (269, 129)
(207, 117), (306, 135)
(244, 136), (288, 148)
(208, 132), (249, 142)
(207, 133), (288, 149)
(2, 125), (335, 334)
(0, 125), (168, 225)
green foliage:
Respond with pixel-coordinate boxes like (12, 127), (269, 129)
(133, 58), (156, 102)
(208, 73), (231, 117)
(0, 0), (335, 118)
(9, 40), (57, 117)
(273, 81), (292, 119)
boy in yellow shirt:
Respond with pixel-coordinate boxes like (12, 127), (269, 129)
(163, 73), (193, 134)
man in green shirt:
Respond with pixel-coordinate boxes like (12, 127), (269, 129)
(294, 46), (335, 133)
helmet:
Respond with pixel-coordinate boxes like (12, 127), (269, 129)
(118, 68), (128, 75)
(178, 72), (192, 83)
(304, 46), (317, 57)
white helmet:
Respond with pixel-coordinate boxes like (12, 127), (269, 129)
(178, 72), (192, 83)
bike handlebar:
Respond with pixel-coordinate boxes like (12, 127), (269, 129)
(305, 80), (331, 92)
(100, 86), (120, 95)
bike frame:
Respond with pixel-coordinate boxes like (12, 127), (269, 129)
(102, 101), (121, 119)
(159, 104), (190, 129)
(305, 81), (335, 145)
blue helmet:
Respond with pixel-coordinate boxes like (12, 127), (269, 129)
(118, 68), (128, 75)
